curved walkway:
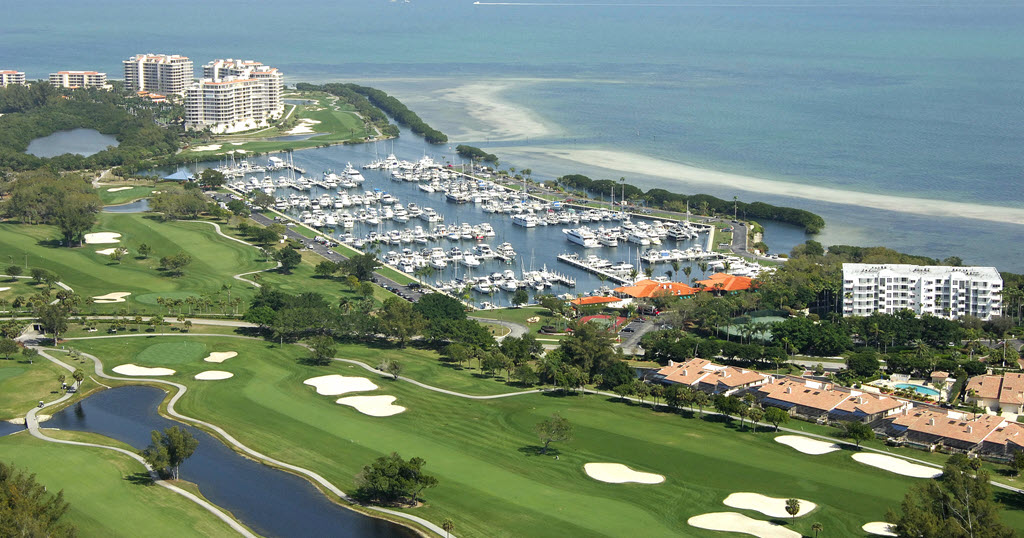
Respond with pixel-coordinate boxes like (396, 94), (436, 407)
(26, 350), (257, 538)
(35, 345), (452, 538)
(469, 317), (527, 340)
(184, 220), (280, 288)
(336, 358), (543, 400)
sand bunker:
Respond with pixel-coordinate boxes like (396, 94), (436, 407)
(112, 364), (175, 376)
(106, 186), (133, 192)
(688, 512), (801, 538)
(774, 435), (841, 455)
(863, 522), (898, 536)
(93, 292), (131, 303)
(204, 351), (238, 363)
(305, 375), (378, 396)
(335, 395), (405, 417)
(284, 118), (321, 135)
(724, 493), (816, 519)
(194, 370), (233, 380)
(852, 453), (942, 478)
(84, 232), (121, 244)
(191, 144), (222, 152)
(95, 248), (118, 255)
(583, 463), (665, 484)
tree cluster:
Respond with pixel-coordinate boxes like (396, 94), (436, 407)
(455, 145), (498, 163)
(149, 189), (211, 220)
(0, 461), (74, 537)
(141, 426), (198, 480)
(343, 84), (448, 144)
(353, 453), (438, 505)
(2, 169), (101, 246)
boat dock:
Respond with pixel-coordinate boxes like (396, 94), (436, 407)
(557, 253), (633, 285)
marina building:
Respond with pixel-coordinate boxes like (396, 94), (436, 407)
(0, 70), (26, 86)
(48, 71), (108, 89)
(123, 54), (194, 95)
(842, 263), (1002, 320)
(185, 59), (283, 134)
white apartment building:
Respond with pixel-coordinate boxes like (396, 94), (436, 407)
(185, 59), (283, 134)
(123, 54), (194, 95)
(0, 70), (26, 86)
(842, 263), (1002, 320)
(48, 71), (108, 88)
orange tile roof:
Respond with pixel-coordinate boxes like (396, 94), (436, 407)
(891, 408), (1005, 445)
(985, 422), (1024, 450)
(657, 358), (713, 385)
(614, 279), (699, 299)
(696, 273), (753, 292)
(967, 373), (1024, 405)
(931, 371), (950, 379)
(833, 392), (904, 416)
(757, 377), (849, 412)
(698, 366), (766, 390)
(570, 296), (621, 306)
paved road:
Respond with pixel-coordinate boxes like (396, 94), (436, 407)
(210, 191), (424, 302)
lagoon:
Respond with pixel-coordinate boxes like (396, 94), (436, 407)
(45, 386), (415, 538)
(26, 128), (118, 158)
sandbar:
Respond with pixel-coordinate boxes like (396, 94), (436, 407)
(774, 435), (841, 455)
(852, 453), (942, 478)
(862, 522), (898, 536)
(723, 492), (815, 519)
(335, 395), (405, 417)
(493, 145), (1024, 226)
(84, 232), (121, 244)
(305, 374), (378, 396)
(204, 351), (238, 363)
(93, 292), (131, 303)
(583, 463), (664, 484)
(688, 512), (801, 538)
(112, 364), (175, 376)
(194, 370), (233, 380)
(433, 80), (558, 141)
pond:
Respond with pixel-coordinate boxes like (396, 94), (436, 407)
(26, 128), (119, 158)
(46, 386), (415, 538)
(0, 421), (21, 437)
(103, 199), (150, 213)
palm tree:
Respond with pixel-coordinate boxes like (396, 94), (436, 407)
(442, 518), (454, 538)
(682, 265), (692, 282)
(811, 522), (823, 538)
(693, 391), (709, 415)
(72, 369), (84, 389)
(785, 499), (800, 522)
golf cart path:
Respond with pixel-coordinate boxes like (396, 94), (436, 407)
(184, 220), (280, 288)
(25, 350), (258, 538)
(33, 347), (454, 538)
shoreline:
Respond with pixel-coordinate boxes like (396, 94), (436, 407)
(371, 77), (1024, 227)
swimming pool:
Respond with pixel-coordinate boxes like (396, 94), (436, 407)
(895, 383), (941, 397)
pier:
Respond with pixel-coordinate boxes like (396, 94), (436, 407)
(557, 253), (633, 285)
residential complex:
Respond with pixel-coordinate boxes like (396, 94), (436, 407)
(48, 71), (108, 88)
(123, 53), (193, 95)
(755, 376), (907, 423)
(654, 358), (770, 396)
(0, 70), (26, 86)
(185, 59), (283, 134)
(842, 263), (1002, 320)
(965, 373), (1024, 415)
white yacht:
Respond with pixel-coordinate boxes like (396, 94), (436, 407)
(512, 213), (538, 228)
(563, 228), (600, 248)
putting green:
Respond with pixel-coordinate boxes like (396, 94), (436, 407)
(0, 365), (27, 382)
(136, 341), (208, 366)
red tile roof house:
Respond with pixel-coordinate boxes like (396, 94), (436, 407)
(653, 358), (770, 396)
(756, 376), (908, 424)
(965, 372), (1024, 415)
(981, 421), (1024, 460)
(885, 407), (1009, 454)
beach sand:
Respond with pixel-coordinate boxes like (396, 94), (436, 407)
(422, 79), (560, 141)
(488, 146), (1024, 226)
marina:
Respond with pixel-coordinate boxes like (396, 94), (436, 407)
(215, 145), (774, 308)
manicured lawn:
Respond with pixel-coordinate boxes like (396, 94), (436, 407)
(472, 306), (568, 338)
(0, 214), (273, 313)
(255, 251), (395, 304)
(0, 277), (49, 305)
(65, 335), (1024, 537)
(0, 357), (99, 420)
(97, 184), (159, 205)
(0, 432), (239, 537)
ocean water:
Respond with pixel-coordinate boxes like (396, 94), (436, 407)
(3, 0), (1023, 267)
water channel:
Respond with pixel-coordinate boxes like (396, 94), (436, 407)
(26, 128), (119, 158)
(45, 386), (415, 538)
